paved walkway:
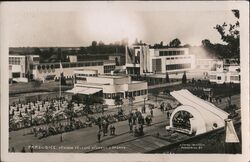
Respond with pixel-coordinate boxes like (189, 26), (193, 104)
(9, 93), (240, 153)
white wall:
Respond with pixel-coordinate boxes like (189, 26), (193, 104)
(33, 66), (104, 80)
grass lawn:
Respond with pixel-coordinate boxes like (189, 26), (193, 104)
(9, 81), (73, 95)
(149, 80), (240, 98)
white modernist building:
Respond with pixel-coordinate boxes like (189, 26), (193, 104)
(9, 55), (26, 79)
(67, 73), (148, 106)
(168, 89), (229, 135)
(31, 60), (116, 82)
(125, 44), (195, 75)
(208, 61), (240, 84)
(9, 54), (116, 82)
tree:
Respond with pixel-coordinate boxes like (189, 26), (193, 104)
(34, 48), (41, 55)
(214, 10), (240, 60)
(91, 41), (97, 47)
(82, 96), (93, 114)
(65, 101), (74, 122)
(114, 95), (124, 110)
(169, 38), (181, 48)
(182, 72), (187, 84)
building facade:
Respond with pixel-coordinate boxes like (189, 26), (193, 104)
(9, 55), (29, 82)
(68, 74), (148, 106)
(125, 44), (195, 75)
(208, 61), (240, 84)
(31, 60), (116, 81)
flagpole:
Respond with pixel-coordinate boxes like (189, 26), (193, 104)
(59, 62), (62, 99)
(59, 49), (62, 107)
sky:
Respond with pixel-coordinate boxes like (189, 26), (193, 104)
(1, 2), (238, 47)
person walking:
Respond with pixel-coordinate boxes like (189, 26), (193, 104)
(150, 108), (153, 117)
(129, 123), (133, 133)
(21, 146), (26, 153)
(167, 111), (170, 119)
(109, 125), (113, 136)
(112, 125), (116, 135)
(30, 145), (34, 153)
(97, 131), (101, 143)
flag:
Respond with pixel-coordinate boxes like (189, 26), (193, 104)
(126, 46), (135, 64)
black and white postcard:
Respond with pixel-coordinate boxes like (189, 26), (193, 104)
(0, 1), (249, 162)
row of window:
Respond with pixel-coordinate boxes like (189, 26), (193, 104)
(76, 77), (86, 81)
(209, 75), (217, 80)
(166, 63), (191, 70)
(103, 89), (148, 99)
(76, 74), (97, 77)
(209, 75), (240, 81)
(35, 61), (104, 70)
(104, 65), (116, 73)
(230, 76), (240, 81)
(9, 57), (24, 65)
(166, 56), (191, 60)
(159, 50), (185, 56)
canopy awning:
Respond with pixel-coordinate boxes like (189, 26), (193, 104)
(65, 87), (88, 94)
(78, 88), (102, 95)
(66, 87), (102, 95)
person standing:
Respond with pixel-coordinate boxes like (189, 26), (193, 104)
(109, 125), (113, 136)
(30, 145), (34, 153)
(21, 146), (26, 153)
(150, 108), (153, 117)
(129, 123), (133, 133)
(97, 131), (101, 143)
(112, 125), (116, 135)
(167, 111), (170, 119)
(11, 147), (15, 153)
(60, 133), (63, 142)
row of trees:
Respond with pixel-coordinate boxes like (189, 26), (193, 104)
(151, 38), (182, 49)
(33, 43), (126, 63)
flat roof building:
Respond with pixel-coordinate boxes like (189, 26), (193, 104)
(125, 44), (195, 76)
(208, 60), (240, 84)
(67, 73), (148, 106)
(31, 60), (116, 81)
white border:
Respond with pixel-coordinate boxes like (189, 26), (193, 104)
(1, 1), (249, 162)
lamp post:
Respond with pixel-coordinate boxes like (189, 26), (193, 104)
(143, 97), (146, 114)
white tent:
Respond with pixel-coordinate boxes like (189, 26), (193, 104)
(168, 89), (229, 135)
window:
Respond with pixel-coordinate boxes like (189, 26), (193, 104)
(54, 64), (60, 68)
(209, 75), (216, 80)
(166, 63), (191, 71)
(230, 76), (239, 81)
(104, 65), (115, 73)
(141, 90), (144, 95)
(217, 76), (221, 80)
(152, 59), (162, 73)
